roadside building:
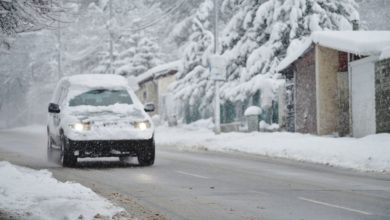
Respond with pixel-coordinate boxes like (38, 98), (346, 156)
(136, 61), (181, 120)
(278, 31), (390, 137)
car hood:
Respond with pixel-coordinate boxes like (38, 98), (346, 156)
(65, 104), (149, 124)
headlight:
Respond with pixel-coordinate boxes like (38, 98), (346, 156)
(133, 121), (151, 130)
(69, 122), (91, 132)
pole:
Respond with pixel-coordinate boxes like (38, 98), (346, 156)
(57, 11), (62, 79)
(213, 0), (221, 134)
(109, 0), (114, 74)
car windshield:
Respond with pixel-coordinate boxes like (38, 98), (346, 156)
(68, 89), (133, 107)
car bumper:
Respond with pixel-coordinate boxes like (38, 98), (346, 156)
(65, 128), (154, 141)
(66, 138), (153, 158)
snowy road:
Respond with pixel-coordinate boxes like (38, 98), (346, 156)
(0, 126), (390, 220)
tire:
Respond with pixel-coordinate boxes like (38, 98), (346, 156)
(137, 138), (155, 166)
(60, 135), (77, 167)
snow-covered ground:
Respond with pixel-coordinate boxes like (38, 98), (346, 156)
(155, 120), (390, 173)
(0, 161), (130, 220)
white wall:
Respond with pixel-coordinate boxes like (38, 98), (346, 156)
(350, 57), (377, 138)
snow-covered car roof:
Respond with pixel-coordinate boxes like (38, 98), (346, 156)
(64, 74), (129, 89)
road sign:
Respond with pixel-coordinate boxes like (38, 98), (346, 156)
(209, 55), (226, 81)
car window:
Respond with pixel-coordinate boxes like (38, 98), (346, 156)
(68, 89), (133, 107)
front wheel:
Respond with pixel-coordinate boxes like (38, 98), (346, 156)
(138, 138), (155, 166)
(60, 135), (77, 167)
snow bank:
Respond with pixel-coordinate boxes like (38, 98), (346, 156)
(155, 126), (390, 172)
(0, 161), (129, 220)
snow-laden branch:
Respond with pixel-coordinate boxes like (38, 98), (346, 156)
(0, 0), (63, 49)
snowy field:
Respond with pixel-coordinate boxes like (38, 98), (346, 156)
(0, 161), (129, 220)
(155, 120), (390, 173)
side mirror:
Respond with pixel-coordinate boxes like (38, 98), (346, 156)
(144, 103), (155, 113)
(48, 103), (60, 114)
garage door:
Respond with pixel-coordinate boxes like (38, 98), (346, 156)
(350, 58), (376, 138)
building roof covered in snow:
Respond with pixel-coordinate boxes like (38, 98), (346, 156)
(137, 60), (182, 85)
(312, 31), (390, 56)
(278, 31), (390, 72)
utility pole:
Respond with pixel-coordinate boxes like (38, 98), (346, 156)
(109, 0), (114, 74)
(57, 5), (62, 79)
(213, 0), (221, 134)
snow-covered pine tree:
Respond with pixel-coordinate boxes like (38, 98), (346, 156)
(80, 0), (163, 76)
(219, 0), (359, 109)
(98, 31), (163, 77)
(172, 0), (359, 124)
(169, 0), (215, 123)
(128, 35), (163, 76)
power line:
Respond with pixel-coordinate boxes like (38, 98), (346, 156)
(123, 0), (187, 32)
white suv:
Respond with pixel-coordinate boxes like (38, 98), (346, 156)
(47, 74), (155, 167)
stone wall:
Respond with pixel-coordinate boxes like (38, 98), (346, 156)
(375, 58), (390, 133)
(295, 47), (317, 134)
(337, 71), (350, 136)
